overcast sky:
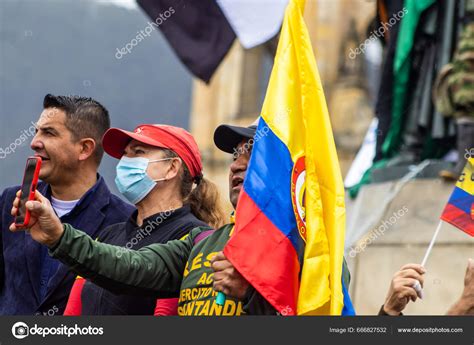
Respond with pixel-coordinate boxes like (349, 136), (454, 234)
(93, 0), (138, 10)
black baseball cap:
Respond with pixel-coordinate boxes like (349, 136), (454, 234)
(213, 124), (257, 154)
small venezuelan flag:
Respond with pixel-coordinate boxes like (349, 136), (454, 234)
(440, 158), (474, 237)
(224, 0), (354, 315)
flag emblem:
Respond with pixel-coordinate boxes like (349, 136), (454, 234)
(291, 156), (307, 241)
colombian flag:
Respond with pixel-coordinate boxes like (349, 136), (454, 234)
(440, 158), (474, 237)
(224, 0), (354, 315)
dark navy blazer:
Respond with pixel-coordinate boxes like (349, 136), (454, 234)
(0, 175), (134, 315)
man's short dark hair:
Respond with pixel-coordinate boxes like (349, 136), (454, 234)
(43, 94), (110, 165)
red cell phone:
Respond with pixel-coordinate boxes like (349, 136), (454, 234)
(14, 157), (42, 227)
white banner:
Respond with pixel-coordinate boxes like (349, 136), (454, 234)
(217, 0), (288, 49)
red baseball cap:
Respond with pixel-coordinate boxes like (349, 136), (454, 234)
(102, 124), (203, 179)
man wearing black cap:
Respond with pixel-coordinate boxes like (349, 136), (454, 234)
(9, 122), (276, 315)
(212, 123), (257, 207)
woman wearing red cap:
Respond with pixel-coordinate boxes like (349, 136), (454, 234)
(63, 124), (225, 316)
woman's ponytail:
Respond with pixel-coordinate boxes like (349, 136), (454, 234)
(186, 177), (226, 229)
(163, 149), (226, 228)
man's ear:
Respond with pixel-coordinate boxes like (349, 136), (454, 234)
(77, 138), (96, 161)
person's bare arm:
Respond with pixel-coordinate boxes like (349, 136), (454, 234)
(446, 259), (474, 315)
(380, 264), (426, 315)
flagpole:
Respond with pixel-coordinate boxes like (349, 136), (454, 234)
(421, 221), (443, 267)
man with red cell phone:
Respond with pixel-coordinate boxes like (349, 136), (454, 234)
(0, 94), (134, 315)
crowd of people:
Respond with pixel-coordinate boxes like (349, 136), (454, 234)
(1, 94), (472, 316)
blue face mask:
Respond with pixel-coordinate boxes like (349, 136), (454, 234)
(115, 156), (171, 205)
